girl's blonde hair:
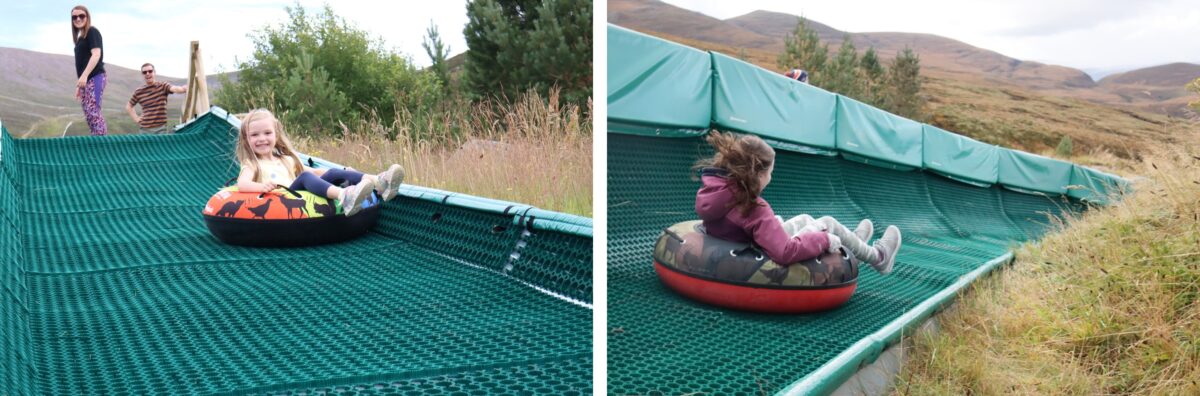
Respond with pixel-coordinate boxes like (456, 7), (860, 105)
(236, 109), (303, 183)
(71, 5), (92, 43)
(694, 130), (776, 214)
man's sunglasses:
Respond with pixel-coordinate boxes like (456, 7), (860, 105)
(72, 14), (86, 21)
(142, 70), (154, 75)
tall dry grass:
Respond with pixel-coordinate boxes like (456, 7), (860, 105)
(292, 89), (592, 217)
(894, 133), (1200, 394)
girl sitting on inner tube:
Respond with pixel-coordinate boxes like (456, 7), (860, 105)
(694, 130), (903, 274)
(235, 109), (405, 216)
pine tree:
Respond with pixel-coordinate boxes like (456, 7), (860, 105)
(859, 47), (885, 106)
(422, 20), (451, 92)
(463, 0), (592, 105)
(885, 47), (925, 120)
(824, 35), (861, 99)
(776, 16), (827, 83)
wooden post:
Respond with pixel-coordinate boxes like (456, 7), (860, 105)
(181, 41), (210, 123)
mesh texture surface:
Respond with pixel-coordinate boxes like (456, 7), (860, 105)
(0, 115), (591, 395)
(607, 133), (1083, 394)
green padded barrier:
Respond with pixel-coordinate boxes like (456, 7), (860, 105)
(998, 148), (1073, 195)
(925, 176), (1028, 243)
(922, 124), (999, 186)
(838, 161), (1010, 263)
(835, 95), (924, 169)
(608, 25), (712, 135)
(607, 133), (1081, 395)
(711, 52), (838, 151)
(999, 188), (1079, 239)
(1068, 166), (1129, 205)
(0, 109), (591, 395)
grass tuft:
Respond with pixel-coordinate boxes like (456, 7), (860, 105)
(293, 89), (592, 217)
(895, 135), (1200, 395)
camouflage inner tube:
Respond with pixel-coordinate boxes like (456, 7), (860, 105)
(652, 220), (859, 313)
(202, 186), (381, 247)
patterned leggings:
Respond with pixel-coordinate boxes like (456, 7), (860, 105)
(79, 72), (107, 136)
(289, 168), (365, 197)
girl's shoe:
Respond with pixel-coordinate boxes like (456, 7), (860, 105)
(339, 179), (376, 216)
(374, 164), (405, 201)
(854, 219), (874, 242)
(870, 226), (901, 275)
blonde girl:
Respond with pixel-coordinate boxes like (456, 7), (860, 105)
(235, 109), (404, 216)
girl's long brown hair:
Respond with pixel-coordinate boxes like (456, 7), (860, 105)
(236, 109), (304, 183)
(71, 5), (91, 43)
(694, 130), (776, 214)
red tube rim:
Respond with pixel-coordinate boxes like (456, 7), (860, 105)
(654, 261), (856, 313)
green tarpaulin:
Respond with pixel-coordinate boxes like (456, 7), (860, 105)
(998, 148), (1074, 195)
(835, 95), (924, 169)
(922, 124), (999, 186)
(608, 25), (712, 136)
(712, 52), (838, 151)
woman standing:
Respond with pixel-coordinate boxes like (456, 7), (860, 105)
(72, 5), (107, 136)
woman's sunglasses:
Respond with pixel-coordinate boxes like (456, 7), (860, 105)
(72, 14), (87, 21)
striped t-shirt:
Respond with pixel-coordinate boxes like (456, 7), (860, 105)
(128, 81), (173, 128)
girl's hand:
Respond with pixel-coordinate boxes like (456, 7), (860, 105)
(262, 182), (278, 192)
(76, 76), (87, 89)
(826, 233), (843, 253)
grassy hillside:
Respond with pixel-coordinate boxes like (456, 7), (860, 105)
(625, 28), (1193, 164)
(293, 89), (592, 216)
(894, 136), (1200, 395)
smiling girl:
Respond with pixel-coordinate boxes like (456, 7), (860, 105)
(235, 109), (404, 216)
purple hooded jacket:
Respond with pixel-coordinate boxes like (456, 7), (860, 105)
(695, 168), (830, 265)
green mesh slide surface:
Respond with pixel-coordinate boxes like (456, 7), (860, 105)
(607, 133), (1084, 395)
(0, 111), (591, 395)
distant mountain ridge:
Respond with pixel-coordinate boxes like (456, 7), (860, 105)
(609, 0), (1198, 118)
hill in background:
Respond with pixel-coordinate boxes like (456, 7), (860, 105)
(609, 0), (1198, 163)
(0, 47), (232, 137)
(610, 0), (1199, 120)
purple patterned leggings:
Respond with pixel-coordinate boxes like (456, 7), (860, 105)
(79, 72), (107, 136)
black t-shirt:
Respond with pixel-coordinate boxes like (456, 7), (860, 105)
(74, 26), (105, 79)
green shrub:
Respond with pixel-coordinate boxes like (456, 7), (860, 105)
(1056, 135), (1073, 157)
(215, 3), (444, 137)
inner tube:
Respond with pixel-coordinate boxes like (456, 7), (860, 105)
(652, 220), (858, 313)
(202, 186), (381, 247)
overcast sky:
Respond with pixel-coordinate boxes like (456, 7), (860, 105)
(0, 1), (470, 78)
(662, 0), (1200, 78)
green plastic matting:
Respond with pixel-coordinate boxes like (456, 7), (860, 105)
(607, 133), (1086, 395)
(0, 108), (591, 395)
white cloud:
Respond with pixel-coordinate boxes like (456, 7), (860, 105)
(11, 1), (470, 78)
(659, 0), (1200, 72)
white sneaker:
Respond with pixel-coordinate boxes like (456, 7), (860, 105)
(339, 179), (376, 216)
(871, 226), (901, 275)
(374, 164), (405, 201)
(854, 219), (874, 243)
